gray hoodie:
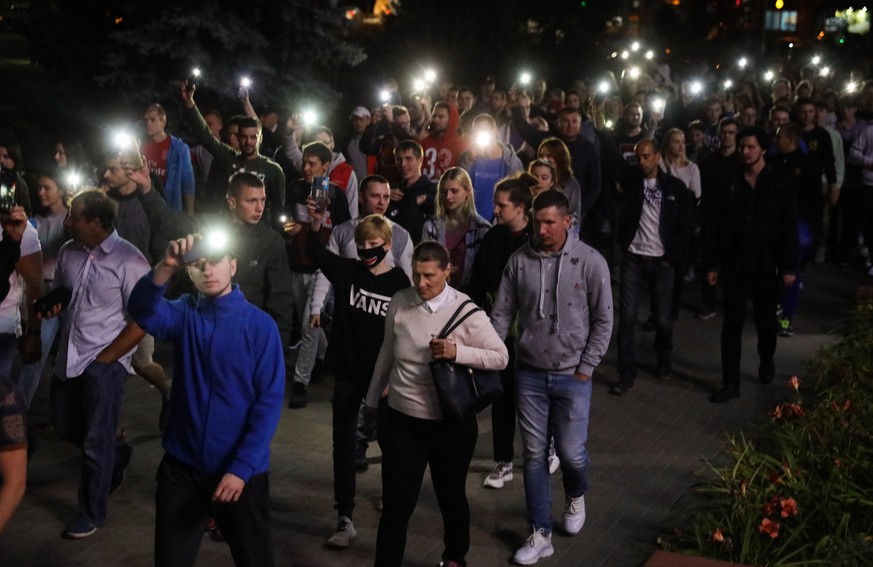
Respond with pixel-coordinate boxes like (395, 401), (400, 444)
(490, 235), (613, 377)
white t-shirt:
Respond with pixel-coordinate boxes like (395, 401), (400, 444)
(0, 223), (41, 335)
(628, 177), (665, 257)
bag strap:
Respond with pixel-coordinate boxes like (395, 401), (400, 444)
(436, 299), (482, 339)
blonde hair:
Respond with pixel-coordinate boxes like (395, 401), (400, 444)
(354, 214), (393, 245)
(435, 167), (477, 219)
(661, 128), (690, 167)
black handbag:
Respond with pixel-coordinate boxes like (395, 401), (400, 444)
(429, 300), (504, 421)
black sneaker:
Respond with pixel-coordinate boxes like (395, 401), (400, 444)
(288, 381), (308, 409)
(709, 385), (740, 403)
(110, 442), (133, 495)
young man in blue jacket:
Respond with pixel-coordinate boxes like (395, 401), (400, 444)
(128, 233), (284, 567)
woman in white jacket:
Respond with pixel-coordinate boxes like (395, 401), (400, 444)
(366, 241), (508, 567)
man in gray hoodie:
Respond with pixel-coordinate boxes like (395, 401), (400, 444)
(490, 190), (613, 565)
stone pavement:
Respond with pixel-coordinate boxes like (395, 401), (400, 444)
(0, 262), (863, 567)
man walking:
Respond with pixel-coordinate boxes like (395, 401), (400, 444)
(490, 190), (613, 565)
(128, 234), (284, 567)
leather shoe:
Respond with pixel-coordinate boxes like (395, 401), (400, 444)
(709, 385), (740, 403)
(609, 377), (634, 396)
(759, 358), (775, 384)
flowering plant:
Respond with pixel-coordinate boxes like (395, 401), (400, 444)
(660, 303), (873, 565)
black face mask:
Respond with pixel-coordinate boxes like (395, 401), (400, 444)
(357, 245), (388, 267)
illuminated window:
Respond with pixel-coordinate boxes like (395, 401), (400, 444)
(765, 10), (797, 31)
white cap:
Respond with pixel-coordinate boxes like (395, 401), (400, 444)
(350, 106), (371, 118)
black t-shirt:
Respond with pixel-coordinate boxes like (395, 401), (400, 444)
(307, 232), (410, 381)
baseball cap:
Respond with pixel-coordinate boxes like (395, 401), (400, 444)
(350, 106), (371, 119)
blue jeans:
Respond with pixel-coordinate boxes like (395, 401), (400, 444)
(516, 367), (592, 533)
(50, 361), (128, 527)
(16, 315), (62, 407)
(617, 253), (674, 381)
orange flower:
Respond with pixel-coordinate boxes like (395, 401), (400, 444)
(770, 404), (784, 419)
(759, 518), (780, 539)
(712, 528), (725, 543)
(789, 375), (800, 392)
(780, 497), (798, 518)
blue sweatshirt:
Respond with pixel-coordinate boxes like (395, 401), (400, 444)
(128, 274), (285, 481)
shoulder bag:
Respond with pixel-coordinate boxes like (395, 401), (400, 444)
(430, 299), (503, 421)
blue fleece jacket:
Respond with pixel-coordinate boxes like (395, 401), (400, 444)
(128, 274), (284, 481)
(164, 136), (195, 211)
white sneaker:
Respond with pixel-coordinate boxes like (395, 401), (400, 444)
(483, 461), (514, 488)
(513, 528), (554, 565)
(564, 494), (586, 535)
(326, 516), (356, 548)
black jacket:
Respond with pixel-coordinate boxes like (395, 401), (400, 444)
(704, 165), (798, 278)
(137, 189), (294, 346)
(617, 168), (694, 266)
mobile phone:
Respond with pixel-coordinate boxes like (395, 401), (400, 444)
(311, 176), (328, 213)
(0, 176), (16, 214)
(182, 239), (209, 264)
(33, 287), (73, 317)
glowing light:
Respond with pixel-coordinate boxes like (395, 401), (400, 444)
(620, 50), (630, 60)
(610, 51), (618, 59)
(279, 215), (287, 224)
(191, 68), (201, 78)
(631, 41), (641, 52)
(519, 72), (532, 86)
(474, 131), (493, 148)
(598, 80), (611, 94)
(204, 230), (229, 252)
(775, 0), (784, 9)
(605, 119), (614, 129)
(651, 98), (665, 113)
(240, 77), (252, 89)
(724, 79), (734, 89)
(645, 50), (654, 60)
(113, 132), (133, 149)
(379, 90), (391, 103)
(819, 66), (831, 77)
(817, 30), (825, 40)
(413, 78), (426, 91)
(424, 69), (437, 83)
(301, 110), (318, 126)
(628, 67), (641, 79)
(764, 70), (775, 81)
(738, 57), (748, 69)
(811, 55), (821, 65)
(690, 81), (703, 94)
(66, 172), (82, 188)
(788, 42), (794, 48)
(847, 81), (858, 93)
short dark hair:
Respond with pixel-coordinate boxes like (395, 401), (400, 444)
(391, 105), (409, 120)
(769, 104), (791, 117)
(687, 119), (707, 133)
(794, 97), (814, 109)
(227, 172), (265, 198)
(394, 139), (423, 159)
(737, 125), (768, 149)
(432, 101), (450, 114)
(558, 106), (583, 120)
(237, 116), (262, 132)
(532, 189), (569, 216)
(72, 189), (117, 231)
(302, 141), (332, 165)
(718, 117), (740, 131)
(413, 240), (450, 269)
(360, 174), (389, 195)
(777, 122), (803, 145)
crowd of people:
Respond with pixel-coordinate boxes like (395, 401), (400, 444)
(1, 54), (871, 566)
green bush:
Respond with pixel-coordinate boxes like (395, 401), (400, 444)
(661, 304), (873, 566)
